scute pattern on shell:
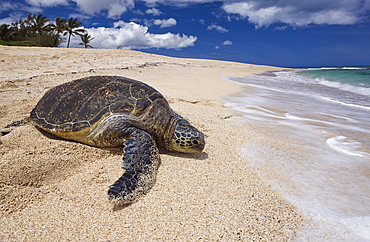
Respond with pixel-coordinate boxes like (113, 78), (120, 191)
(31, 76), (165, 133)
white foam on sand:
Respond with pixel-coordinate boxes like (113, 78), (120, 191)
(224, 73), (370, 241)
(326, 136), (368, 158)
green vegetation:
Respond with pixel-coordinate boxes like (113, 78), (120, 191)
(79, 33), (94, 48)
(0, 40), (41, 47)
(65, 17), (86, 48)
(0, 13), (91, 48)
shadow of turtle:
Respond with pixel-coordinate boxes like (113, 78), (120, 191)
(157, 146), (208, 160)
(28, 125), (208, 212)
(112, 203), (132, 211)
(104, 144), (208, 160)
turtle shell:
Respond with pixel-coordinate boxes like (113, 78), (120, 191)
(30, 76), (165, 136)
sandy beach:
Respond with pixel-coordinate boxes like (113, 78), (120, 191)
(0, 45), (303, 241)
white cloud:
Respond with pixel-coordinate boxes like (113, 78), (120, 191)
(0, 1), (42, 14)
(130, 18), (142, 22)
(69, 12), (91, 20)
(61, 21), (196, 49)
(0, 2), (15, 12)
(222, 40), (232, 45)
(26, 0), (68, 7)
(153, 18), (177, 28)
(142, 0), (370, 27)
(129, 18), (154, 27)
(146, 8), (163, 16)
(0, 16), (21, 25)
(222, 0), (370, 28)
(143, 0), (216, 7)
(132, 9), (144, 15)
(107, 2), (130, 18)
(274, 25), (288, 31)
(142, 0), (159, 7)
(207, 24), (228, 33)
(5, 0), (369, 28)
(71, 0), (134, 18)
(215, 45), (220, 49)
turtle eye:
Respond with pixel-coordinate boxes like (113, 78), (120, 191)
(192, 139), (199, 145)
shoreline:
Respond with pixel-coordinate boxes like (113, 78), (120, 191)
(0, 46), (303, 241)
(223, 69), (370, 241)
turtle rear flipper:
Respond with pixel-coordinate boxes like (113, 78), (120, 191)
(108, 128), (161, 205)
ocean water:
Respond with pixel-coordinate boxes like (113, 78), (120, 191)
(224, 67), (370, 241)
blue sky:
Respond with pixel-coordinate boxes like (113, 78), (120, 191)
(1, 0), (370, 67)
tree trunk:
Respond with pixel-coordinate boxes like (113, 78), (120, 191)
(67, 32), (71, 48)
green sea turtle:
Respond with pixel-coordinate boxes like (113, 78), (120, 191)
(30, 76), (205, 205)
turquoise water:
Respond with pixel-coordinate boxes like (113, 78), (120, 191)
(298, 67), (370, 89)
(224, 67), (370, 241)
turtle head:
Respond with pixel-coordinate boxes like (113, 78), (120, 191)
(168, 119), (205, 153)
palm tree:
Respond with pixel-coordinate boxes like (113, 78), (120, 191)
(49, 17), (67, 46)
(26, 13), (50, 37)
(50, 17), (66, 35)
(0, 24), (11, 41)
(64, 17), (86, 48)
(11, 19), (29, 41)
(79, 33), (94, 48)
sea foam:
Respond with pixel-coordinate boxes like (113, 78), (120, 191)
(326, 136), (368, 158)
(223, 69), (370, 241)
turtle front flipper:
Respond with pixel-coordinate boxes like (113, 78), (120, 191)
(108, 128), (161, 205)
(2, 117), (32, 136)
